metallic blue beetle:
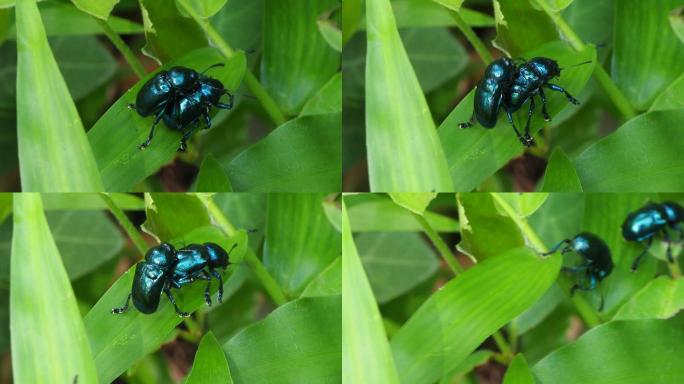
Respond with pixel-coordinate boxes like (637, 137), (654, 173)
(129, 64), (234, 152)
(622, 201), (684, 271)
(112, 242), (237, 317)
(542, 232), (613, 310)
(460, 57), (582, 146)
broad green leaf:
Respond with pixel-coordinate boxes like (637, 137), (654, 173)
(262, 0), (339, 115)
(212, 0), (262, 55)
(457, 193), (524, 259)
(300, 72), (342, 117)
(302, 257), (342, 297)
(615, 276), (684, 320)
(176, 0), (227, 18)
(440, 350), (494, 383)
(384, 1), (495, 28)
(390, 248), (561, 384)
(6, 3), (143, 38)
(41, 193), (144, 210)
(0, 0), (46, 8)
(87, 49), (246, 191)
(540, 148), (583, 192)
(562, 0), (613, 49)
(318, 18), (342, 52)
(0, 35), (117, 109)
(503, 354), (533, 384)
(225, 113), (341, 192)
(140, 0), (207, 63)
(186, 332), (233, 384)
(573, 110), (684, 191)
(671, 6), (684, 43)
(495, 193), (549, 217)
(0, 194), (11, 224)
(196, 155), (233, 192)
(356, 232), (438, 303)
(533, 319), (684, 383)
(342, 0), (361, 43)
(225, 296), (342, 384)
(212, 193), (267, 249)
(389, 192), (436, 215)
(142, 193), (211, 242)
(365, 0), (452, 191)
(347, 198), (458, 232)
(512, 284), (565, 335)
(438, 41), (596, 191)
(70, 0), (119, 20)
(519, 301), (575, 364)
(342, 200), (400, 384)
(528, 193), (584, 246)
(580, 194), (657, 313)
(263, 194), (340, 297)
(431, 0), (464, 11)
(613, 0), (684, 110)
(650, 72), (684, 111)
(16, 0), (103, 191)
(531, 0), (574, 12)
(0, 9), (9, 44)
(492, 0), (558, 57)
(84, 228), (248, 383)
(10, 194), (97, 383)
(322, 201), (342, 232)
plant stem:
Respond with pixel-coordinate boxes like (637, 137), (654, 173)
(531, 0), (637, 120)
(96, 19), (146, 79)
(490, 193), (601, 328)
(176, 0), (288, 126)
(450, 10), (493, 65)
(668, 260), (682, 279)
(491, 331), (513, 362)
(201, 195), (288, 306)
(412, 213), (465, 274)
(99, 193), (147, 256)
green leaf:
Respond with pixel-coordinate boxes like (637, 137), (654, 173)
(176, 0), (227, 18)
(540, 148), (583, 192)
(389, 192), (436, 215)
(88, 49), (246, 191)
(512, 284), (565, 335)
(0, 194), (11, 224)
(262, 0), (339, 115)
(495, 193), (549, 217)
(390, 248), (561, 384)
(492, 0), (558, 57)
(529, 193), (584, 246)
(670, 6), (684, 43)
(573, 110), (684, 191)
(386, 1), (495, 28)
(70, 0), (119, 20)
(84, 228), (247, 383)
(140, 0), (207, 63)
(318, 18), (342, 52)
(0, 35), (117, 109)
(225, 295), (342, 384)
(615, 276), (684, 320)
(263, 194), (340, 297)
(439, 41), (595, 191)
(225, 113), (341, 192)
(301, 257), (342, 297)
(142, 193), (211, 242)
(356, 232), (438, 303)
(16, 0), (103, 191)
(533, 319), (684, 383)
(503, 354), (533, 384)
(186, 332), (232, 384)
(196, 155), (233, 192)
(342, 200), (401, 384)
(613, 0), (684, 110)
(10, 194), (97, 383)
(300, 72), (342, 117)
(365, 0), (452, 191)
(41, 193), (144, 210)
(0, 0), (46, 8)
(5, 3), (143, 38)
(650, 72), (684, 111)
(431, 0), (464, 11)
(212, 0), (262, 54)
(342, 0), (361, 43)
(457, 193), (524, 260)
(347, 197), (458, 232)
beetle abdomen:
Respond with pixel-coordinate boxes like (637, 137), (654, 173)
(474, 82), (502, 128)
(131, 263), (165, 314)
(622, 209), (667, 241)
(135, 72), (173, 116)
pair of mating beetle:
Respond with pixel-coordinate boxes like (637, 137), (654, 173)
(460, 56), (587, 146)
(130, 64), (234, 152)
(542, 201), (684, 309)
(112, 241), (237, 317)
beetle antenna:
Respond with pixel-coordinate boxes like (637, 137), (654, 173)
(201, 63), (225, 74)
(569, 60), (593, 68)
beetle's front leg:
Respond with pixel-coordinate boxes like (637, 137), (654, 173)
(523, 96), (536, 146)
(139, 101), (169, 150)
(538, 88), (551, 121)
(163, 284), (190, 317)
(505, 109), (529, 146)
(631, 236), (653, 272)
(210, 269), (224, 303)
(546, 83), (580, 105)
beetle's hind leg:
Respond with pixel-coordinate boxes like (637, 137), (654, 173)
(522, 96), (537, 146)
(163, 285), (190, 317)
(505, 110), (530, 147)
(538, 88), (551, 121)
(631, 236), (654, 272)
(210, 269), (225, 303)
(111, 293), (132, 314)
(546, 83), (580, 105)
(178, 120), (201, 152)
(663, 229), (674, 263)
(139, 103), (168, 150)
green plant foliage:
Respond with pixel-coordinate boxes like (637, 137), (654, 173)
(196, 155), (233, 192)
(302, 257), (341, 297)
(10, 194), (98, 383)
(186, 332), (233, 384)
(502, 354), (533, 384)
(225, 295), (342, 384)
(15, 0), (103, 191)
(70, 0), (119, 20)
(613, 0), (684, 110)
(139, 0), (207, 63)
(533, 318), (684, 383)
(365, 0), (452, 191)
(345, 195), (458, 232)
(615, 276), (684, 320)
(389, 192), (436, 215)
(541, 148), (583, 192)
(142, 193), (211, 241)
(492, 0), (558, 57)
(176, 0), (227, 19)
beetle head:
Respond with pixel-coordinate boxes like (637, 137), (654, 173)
(167, 67), (199, 91)
(662, 201), (684, 224)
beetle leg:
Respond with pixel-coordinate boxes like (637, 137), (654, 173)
(458, 114), (474, 129)
(562, 265), (588, 273)
(540, 239), (572, 256)
(663, 230), (674, 263)
(163, 285), (190, 317)
(178, 122), (200, 152)
(546, 83), (580, 105)
(203, 108), (212, 129)
(139, 102), (169, 150)
(523, 96), (536, 146)
(210, 269), (224, 303)
(538, 88), (551, 121)
(505, 109), (528, 146)
(111, 293), (132, 314)
(216, 90), (234, 109)
(631, 236), (653, 272)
